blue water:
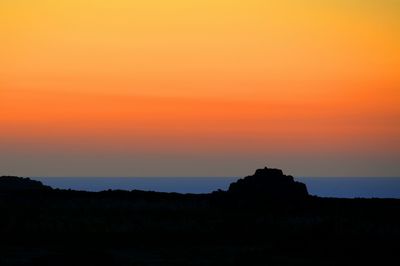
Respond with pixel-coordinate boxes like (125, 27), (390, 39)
(32, 177), (400, 199)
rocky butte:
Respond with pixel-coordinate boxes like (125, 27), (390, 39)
(228, 167), (309, 200)
(0, 167), (309, 201)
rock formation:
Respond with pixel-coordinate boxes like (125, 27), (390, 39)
(228, 167), (309, 199)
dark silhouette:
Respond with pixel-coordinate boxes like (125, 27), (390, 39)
(0, 176), (52, 192)
(0, 166), (399, 265)
(228, 167), (308, 199)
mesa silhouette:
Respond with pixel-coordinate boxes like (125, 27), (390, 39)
(0, 166), (309, 200)
(1, 166), (399, 266)
(228, 167), (308, 199)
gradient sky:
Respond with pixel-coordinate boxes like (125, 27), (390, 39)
(1, 0), (399, 177)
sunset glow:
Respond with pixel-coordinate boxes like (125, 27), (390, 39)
(1, 1), (399, 177)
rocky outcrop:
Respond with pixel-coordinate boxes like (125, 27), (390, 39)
(228, 167), (309, 199)
(0, 176), (52, 192)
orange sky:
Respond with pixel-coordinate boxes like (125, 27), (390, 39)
(1, 1), (399, 177)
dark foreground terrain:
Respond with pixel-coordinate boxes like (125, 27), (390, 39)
(1, 167), (399, 265)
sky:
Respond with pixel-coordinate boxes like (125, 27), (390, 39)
(1, 0), (399, 177)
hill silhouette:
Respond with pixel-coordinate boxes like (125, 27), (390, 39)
(0, 167), (310, 201)
(0, 176), (52, 192)
(1, 166), (399, 265)
(228, 167), (308, 199)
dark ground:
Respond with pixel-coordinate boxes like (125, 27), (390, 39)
(1, 190), (400, 265)
(1, 169), (399, 265)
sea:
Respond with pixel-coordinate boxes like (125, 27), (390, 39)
(31, 177), (400, 199)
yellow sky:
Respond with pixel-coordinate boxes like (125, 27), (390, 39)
(1, 0), (399, 176)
